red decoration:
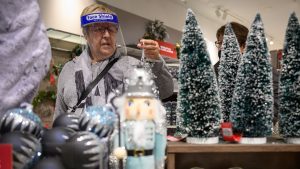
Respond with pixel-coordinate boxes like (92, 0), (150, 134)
(157, 41), (177, 59)
(221, 122), (242, 143)
(49, 74), (56, 86)
(0, 144), (13, 169)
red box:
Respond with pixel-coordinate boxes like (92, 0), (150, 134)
(0, 144), (13, 169)
(157, 41), (177, 59)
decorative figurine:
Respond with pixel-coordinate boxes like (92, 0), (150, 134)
(113, 66), (167, 169)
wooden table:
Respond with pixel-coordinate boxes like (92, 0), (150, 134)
(167, 138), (300, 169)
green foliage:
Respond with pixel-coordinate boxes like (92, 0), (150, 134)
(279, 12), (300, 137)
(143, 19), (167, 41)
(218, 23), (242, 122)
(231, 14), (273, 137)
(52, 63), (63, 76)
(72, 44), (83, 57)
(33, 63), (64, 108)
(32, 90), (56, 107)
(176, 9), (220, 138)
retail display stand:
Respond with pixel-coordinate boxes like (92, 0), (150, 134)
(167, 138), (300, 169)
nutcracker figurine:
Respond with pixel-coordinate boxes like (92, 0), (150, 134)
(113, 66), (167, 169)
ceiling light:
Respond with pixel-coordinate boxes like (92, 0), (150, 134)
(215, 7), (221, 17)
(181, 0), (187, 4)
(269, 37), (274, 45)
(222, 10), (228, 20)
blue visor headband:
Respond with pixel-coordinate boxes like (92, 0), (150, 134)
(81, 13), (119, 27)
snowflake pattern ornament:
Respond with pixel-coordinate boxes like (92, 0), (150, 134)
(79, 106), (117, 138)
(0, 104), (43, 138)
(61, 131), (106, 169)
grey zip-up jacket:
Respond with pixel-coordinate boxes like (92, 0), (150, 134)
(54, 49), (174, 119)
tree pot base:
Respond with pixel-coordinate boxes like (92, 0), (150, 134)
(240, 137), (267, 144)
(187, 137), (219, 144)
(286, 138), (300, 144)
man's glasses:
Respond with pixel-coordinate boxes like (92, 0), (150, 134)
(88, 25), (118, 34)
(215, 40), (222, 48)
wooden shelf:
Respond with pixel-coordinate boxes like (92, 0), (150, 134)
(168, 140), (300, 153)
(167, 137), (300, 169)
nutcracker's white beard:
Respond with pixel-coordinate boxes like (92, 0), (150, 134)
(133, 121), (147, 147)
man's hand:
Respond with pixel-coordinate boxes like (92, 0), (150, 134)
(137, 39), (160, 60)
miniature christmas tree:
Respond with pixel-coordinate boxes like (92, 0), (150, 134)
(279, 12), (300, 140)
(218, 23), (242, 122)
(176, 9), (220, 143)
(230, 14), (273, 139)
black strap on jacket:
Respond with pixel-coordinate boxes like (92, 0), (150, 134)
(71, 57), (119, 112)
(127, 149), (153, 157)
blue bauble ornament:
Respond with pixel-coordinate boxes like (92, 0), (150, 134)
(0, 107), (42, 138)
(52, 113), (80, 131)
(0, 131), (42, 169)
(33, 157), (65, 169)
(61, 131), (106, 169)
(79, 106), (117, 138)
(41, 127), (76, 157)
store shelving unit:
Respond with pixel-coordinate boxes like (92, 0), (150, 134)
(167, 137), (300, 169)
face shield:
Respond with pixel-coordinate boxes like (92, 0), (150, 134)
(80, 12), (127, 56)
